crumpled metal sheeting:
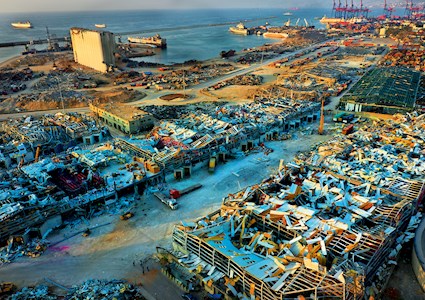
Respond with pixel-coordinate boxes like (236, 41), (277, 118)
(173, 161), (423, 299)
(7, 285), (55, 300)
(301, 114), (425, 187)
(0, 238), (48, 265)
(67, 279), (143, 300)
(8, 280), (143, 300)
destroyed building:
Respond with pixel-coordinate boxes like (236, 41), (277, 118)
(339, 67), (421, 114)
(167, 113), (425, 299)
(90, 103), (155, 134)
(70, 28), (116, 73)
(299, 113), (425, 189)
(171, 166), (424, 300)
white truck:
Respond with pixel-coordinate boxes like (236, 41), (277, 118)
(154, 192), (178, 210)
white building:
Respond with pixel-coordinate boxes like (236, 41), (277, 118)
(70, 28), (116, 73)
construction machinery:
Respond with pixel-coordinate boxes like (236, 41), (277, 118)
(169, 184), (203, 199)
(208, 157), (216, 173)
(342, 123), (354, 135)
(154, 192), (178, 210)
(120, 211), (134, 220)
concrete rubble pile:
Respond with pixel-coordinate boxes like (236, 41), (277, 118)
(171, 161), (424, 299)
(0, 68), (35, 96)
(66, 279), (144, 300)
(7, 280), (144, 300)
(208, 74), (263, 90)
(15, 89), (91, 109)
(7, 285), (56, 300)
(1, 118), (71, 148)
(44, 112), (109, 140)
(0, 238), (48, 264)
(215, 97), (320, 130)
(33, 73), (77, 91)
(118, 63), (235, 90)
(124, 98), (319, 170)
(298, 113), (425, 188)
(0, 140), (164, 249)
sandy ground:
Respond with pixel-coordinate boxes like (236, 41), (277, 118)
(0, 125), (332, 299)
(385, 242), (425, 300)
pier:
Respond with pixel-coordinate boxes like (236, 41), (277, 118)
(0, 37), (68, 48)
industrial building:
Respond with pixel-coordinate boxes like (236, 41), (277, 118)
(171, 167), (424, 300)
(70, 28), (116, 73)
(339, 67), (421, 114)
(89, 103), (155, 134)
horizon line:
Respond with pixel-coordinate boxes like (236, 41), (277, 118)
(0, 6), (322, 14)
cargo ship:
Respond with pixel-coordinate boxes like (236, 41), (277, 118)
(11, 21), (32, 29)
(128, 34), (167, 48)
(229, 22), (251, 35)
(320, 16), (366, 25)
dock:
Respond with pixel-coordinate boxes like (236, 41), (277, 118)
(0, 37), (69, 48)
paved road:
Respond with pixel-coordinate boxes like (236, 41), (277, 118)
(0, 39), (334, 120)
(0, 107), (90, 121)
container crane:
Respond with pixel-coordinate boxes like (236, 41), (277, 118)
(360, 0), (370, 17)
(335, 0), (345, 18)
(384, 0), (395, 18)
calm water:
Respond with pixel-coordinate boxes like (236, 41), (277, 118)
(0, 9), (329, 65)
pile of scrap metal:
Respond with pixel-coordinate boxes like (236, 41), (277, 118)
(0, 237), (48, 264)
(171, 164), (424, 299)
(6, 279), (144, 300)
(298, 113), (425, 189)
(6, 285), (56, 300)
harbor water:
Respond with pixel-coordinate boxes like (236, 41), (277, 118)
(0, 8), (328, 65)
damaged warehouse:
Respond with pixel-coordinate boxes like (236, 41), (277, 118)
(170, 167), (423, 300)
(164, 113), (425, 300)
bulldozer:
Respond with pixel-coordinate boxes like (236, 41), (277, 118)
(120, 212), (134, 220)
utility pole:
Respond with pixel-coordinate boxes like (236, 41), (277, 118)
(318, 95), (325, 135)
(55, 77), (65, 114)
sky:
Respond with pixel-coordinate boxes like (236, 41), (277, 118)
(3, 0), (328, 13)
(2, 0), (415, 13)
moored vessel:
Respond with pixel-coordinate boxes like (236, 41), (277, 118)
(128, 34), (167, 48)
(263, 32), (289, 39)
(11, 21), (32, 29)
(229, 22), (251, 35)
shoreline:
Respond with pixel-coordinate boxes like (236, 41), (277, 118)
(0, 54), (21, 68)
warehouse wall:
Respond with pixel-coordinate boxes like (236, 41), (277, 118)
(70, 28), (115, 73)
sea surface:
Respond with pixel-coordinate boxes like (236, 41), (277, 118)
(0, 9), (330, 65)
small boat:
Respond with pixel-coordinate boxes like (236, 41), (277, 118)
(11, 21), (32, 29)
(283, 12), (293, 16)
(95, 24), (106, 28)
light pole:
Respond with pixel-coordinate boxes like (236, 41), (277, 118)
(54, 77), (65, 114)
(182, 70), (186, 97)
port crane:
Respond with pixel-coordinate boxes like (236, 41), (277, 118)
(384, 0), (395, 18)
(405, 0), (423, 19)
